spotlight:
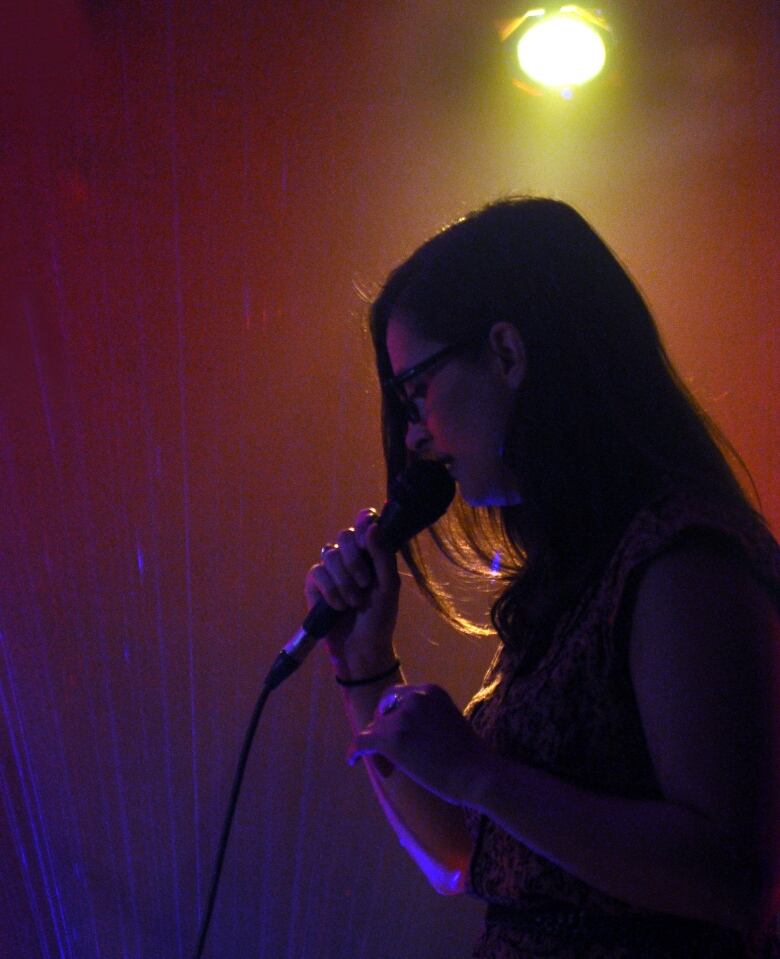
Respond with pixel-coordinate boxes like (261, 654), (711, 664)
(499, 6), (612, 98)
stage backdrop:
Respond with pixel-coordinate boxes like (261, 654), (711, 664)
(1, 2), (778, 957)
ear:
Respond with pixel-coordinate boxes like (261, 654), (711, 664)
(487, 322), (526, 390)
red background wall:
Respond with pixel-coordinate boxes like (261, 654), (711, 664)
(1, 2), (778, 956)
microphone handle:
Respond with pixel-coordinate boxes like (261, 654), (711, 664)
(263, 480), (446, 691)
(263, 597), (345, 690)
(301, 594), (345, 638)
(264, 506), (405, 690)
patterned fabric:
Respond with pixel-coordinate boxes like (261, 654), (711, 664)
(463, 488), (780, 958)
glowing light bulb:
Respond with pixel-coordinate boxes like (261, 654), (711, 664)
(516, 12), (607, 89)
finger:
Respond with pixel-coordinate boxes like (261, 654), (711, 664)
(348, 729), (384, 765)
(347, 736), (395, 779)
(374, 683), (408, 719)
(306, 562), (349, 612)
(320, 543), (365, 607)
(363, 522), (399, 591)
(336, 527), (373, 590)
(304, 565), (321, 610)
(354, 508), (379, 548)
(305, 563), (341, 610)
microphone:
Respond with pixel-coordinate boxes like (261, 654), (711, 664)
(263, 460), (456, 690)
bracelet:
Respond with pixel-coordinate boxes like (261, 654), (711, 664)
(335, 659), (401, 687)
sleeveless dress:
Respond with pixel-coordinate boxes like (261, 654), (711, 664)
(463, 488), (780, 958)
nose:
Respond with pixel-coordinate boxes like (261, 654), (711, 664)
(405, 419), (432, 456)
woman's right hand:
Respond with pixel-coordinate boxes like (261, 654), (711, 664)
(304, 508), (401, 677)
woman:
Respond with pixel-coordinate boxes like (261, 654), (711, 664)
(305, 198), (780, 957)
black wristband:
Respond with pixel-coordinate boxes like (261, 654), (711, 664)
(335, 659), (401, 687)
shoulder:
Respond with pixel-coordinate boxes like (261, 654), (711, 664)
(628, 533), (780, 822)
(599, 486), (780, 637)
(629, 535), (780, 676)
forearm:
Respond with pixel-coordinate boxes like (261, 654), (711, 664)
(465, 751), (766, 930)
(333, 655), (474, 893)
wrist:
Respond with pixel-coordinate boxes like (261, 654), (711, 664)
(335, 658), (401, 687)
(329, 648), (399, 684)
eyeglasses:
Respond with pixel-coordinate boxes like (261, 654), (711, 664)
(382, 334), (484, 425)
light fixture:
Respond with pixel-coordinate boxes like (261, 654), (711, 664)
(499, 6), (612, 98)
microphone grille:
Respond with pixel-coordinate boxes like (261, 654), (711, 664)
(381, 460), (456, 548)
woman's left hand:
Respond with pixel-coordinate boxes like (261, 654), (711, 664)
(348, 684), (488, 806)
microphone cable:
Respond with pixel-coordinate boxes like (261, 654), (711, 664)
(191, 460), (455, 956)
(192, 680), (272, 959)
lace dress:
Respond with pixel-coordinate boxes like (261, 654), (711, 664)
(463, 489), (780, 958)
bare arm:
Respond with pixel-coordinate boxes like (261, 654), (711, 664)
(625, 541), (779, 926)
(338, 674), (473, 893)
(353, 541), (780, 930)
(306, 512), (473, 893)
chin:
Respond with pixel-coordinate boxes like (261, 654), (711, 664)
(460, 486), (523, 508)
(455, 463), (523, 508)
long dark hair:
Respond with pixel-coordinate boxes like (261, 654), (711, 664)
(370, 197), (759, 670)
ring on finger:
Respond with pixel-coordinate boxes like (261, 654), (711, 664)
(320, 542), (339, 560)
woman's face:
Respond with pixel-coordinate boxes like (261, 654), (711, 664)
(385, 312), (524, 507)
